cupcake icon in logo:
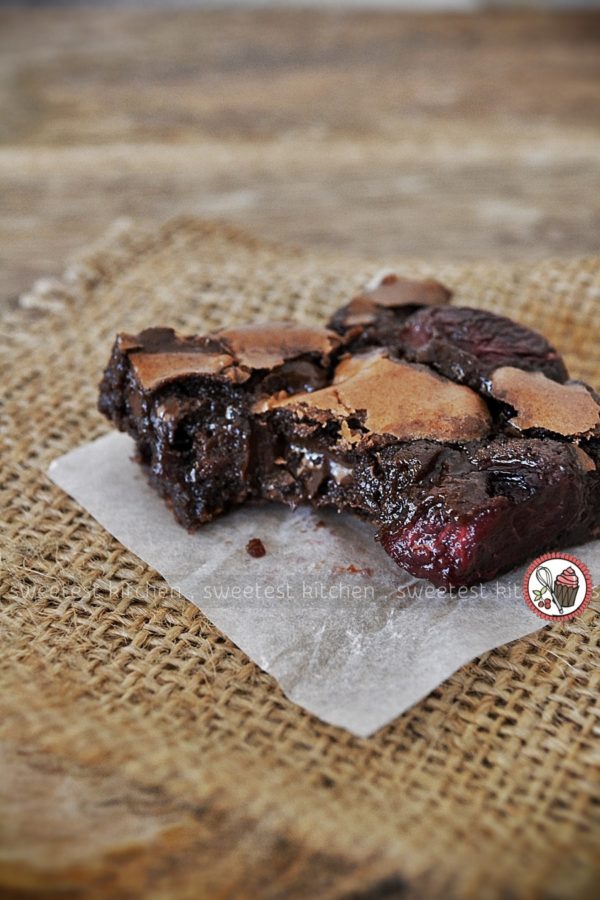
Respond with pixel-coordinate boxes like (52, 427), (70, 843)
(554, 566), (579, 609)
(523, 553), (592, 621)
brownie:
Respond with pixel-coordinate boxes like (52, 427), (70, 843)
(329, 274), (568, 390)
(98, 322), (342, 525)
(99, 278), (600, 588)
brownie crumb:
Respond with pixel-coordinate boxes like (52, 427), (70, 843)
(246, 538), (266, 558)
(315, 520), (326, 529)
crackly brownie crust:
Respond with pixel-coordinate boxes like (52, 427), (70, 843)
(99, 277), (600, 588)
(328, 274), (568, 390)
(98, 322), (343, 524)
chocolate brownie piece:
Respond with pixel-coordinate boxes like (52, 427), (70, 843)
(99, 279), (600, 588)
(329, 273), (452, 351)
(252, 349), (599, 586)
(379, 440), (599, 587)
(98, 323), (342, 525)
(329, 276), (568, 390)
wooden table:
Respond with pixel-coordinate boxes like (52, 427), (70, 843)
(1, 8), (599, 300)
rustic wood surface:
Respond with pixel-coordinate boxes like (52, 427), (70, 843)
(1, 8), (600, 301)
(2, 8), (600, 899)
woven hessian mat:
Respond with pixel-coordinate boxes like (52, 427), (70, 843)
(2, 217), (599, 899)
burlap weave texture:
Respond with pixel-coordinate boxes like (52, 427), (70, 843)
(1, 217), (599, 899)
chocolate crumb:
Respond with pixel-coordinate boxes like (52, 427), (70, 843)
(246, 538), (266, 558)
(315, 520), (326, 529)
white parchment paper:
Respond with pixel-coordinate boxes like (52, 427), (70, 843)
(48, 432), (599, 737)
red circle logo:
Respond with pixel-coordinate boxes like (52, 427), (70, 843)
(523, 552), (593, 621)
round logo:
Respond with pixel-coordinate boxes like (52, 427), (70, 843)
(523, 552), (593, 621)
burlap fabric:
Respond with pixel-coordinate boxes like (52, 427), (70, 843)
(1, 217), (599, 899)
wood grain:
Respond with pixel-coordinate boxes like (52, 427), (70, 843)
(1, 8), (600, 299)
